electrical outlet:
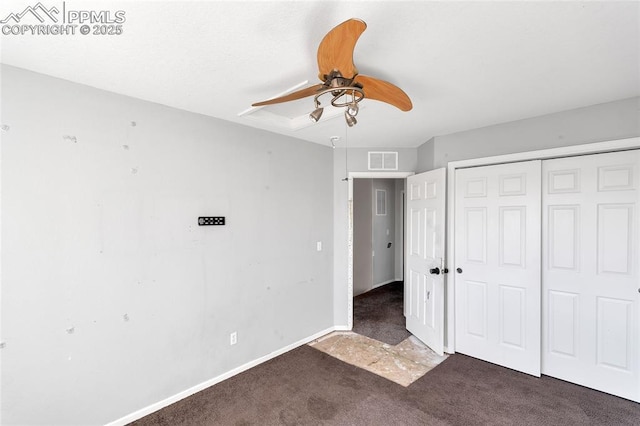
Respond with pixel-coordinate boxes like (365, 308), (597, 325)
(230, 332), (237, 346)
(198, 217), (225, 226)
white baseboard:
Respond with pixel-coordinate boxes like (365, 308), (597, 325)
(105, 326), (337, 426)
(371, 279), (396, 290)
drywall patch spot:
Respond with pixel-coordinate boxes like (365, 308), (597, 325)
(1, 124), (9, 132)
(63, 135), (77, 143)
(66, 327), (75, 334)
(123, 314), (130, 322)
(0, 342), (6, 349)
(122, 144), (130, 150)
(130, 167), (138, 174)
(131, 121), (137, 127)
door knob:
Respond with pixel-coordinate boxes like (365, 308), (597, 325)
(429, 267), (440, 275)
(456, 268), (463, 273)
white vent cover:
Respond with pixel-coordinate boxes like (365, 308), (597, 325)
(368, 151), (398, 170)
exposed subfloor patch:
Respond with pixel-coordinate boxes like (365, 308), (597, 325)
(309, 331), (447, 387)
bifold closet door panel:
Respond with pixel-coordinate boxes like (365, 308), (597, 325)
(454, 160), (541, 376)
(542, 149), (640, 402)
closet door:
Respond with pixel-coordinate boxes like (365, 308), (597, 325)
(454, 160), (541, 376)
(542, 150), (640, 402)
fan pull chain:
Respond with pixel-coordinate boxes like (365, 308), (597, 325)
(342, 117), (349, 182)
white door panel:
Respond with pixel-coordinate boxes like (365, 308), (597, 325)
(406, 168), (446, 355)
(542, 149), (640, 402)
(453, 150), (640, 400)
(455, 161), (541, 376)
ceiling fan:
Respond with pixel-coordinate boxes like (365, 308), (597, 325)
(252, 18), (412, 127)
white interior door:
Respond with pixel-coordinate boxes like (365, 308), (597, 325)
(542, 149), (640, 402)
(454, 160), (541, 376)
(405, 168), (446, 355)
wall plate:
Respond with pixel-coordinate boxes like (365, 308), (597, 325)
(198, 217), (225, 226)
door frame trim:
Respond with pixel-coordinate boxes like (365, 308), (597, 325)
(347, 172), (414, 330)
(445, 137), (640, 354)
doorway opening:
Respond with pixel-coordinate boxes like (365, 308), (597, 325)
(312, 170), (448, 385)
(346, 172), (413, 334)
(352, 177), (407, 345)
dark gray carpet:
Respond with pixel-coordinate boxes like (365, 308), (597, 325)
(352, 281), (411, 345)
(131, 346), (640, 425)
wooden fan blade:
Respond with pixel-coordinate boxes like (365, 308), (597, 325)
(317, 18), (367, 80)
(354, 75), (413, 111)
(252, 84), (324, 107)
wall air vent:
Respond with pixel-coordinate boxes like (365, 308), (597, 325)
(368, 151), (398, 171)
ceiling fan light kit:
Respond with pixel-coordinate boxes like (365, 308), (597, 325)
(344, 110), (357, 127)
(309, 104), (324, 122)
(252, 18), (412, 128)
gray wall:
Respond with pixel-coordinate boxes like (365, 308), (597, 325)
(353, 178), (403, 296)
(416, 137), (435, 173)
(1, 65), (334, 425)
(353, 179), (373, 296)
(418, 97), (640, 171)
(352, 178), (398, 296)
(372, 179), (396, 287)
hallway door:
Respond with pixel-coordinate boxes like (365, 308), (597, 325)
(406, 168), (446, 355)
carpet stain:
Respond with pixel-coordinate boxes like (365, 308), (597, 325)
(338, 376), (361, 390)
(307, 396), (337, 420)
(278, 407), (301, 425)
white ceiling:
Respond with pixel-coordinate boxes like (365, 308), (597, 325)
(1, 0), (638, 148)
